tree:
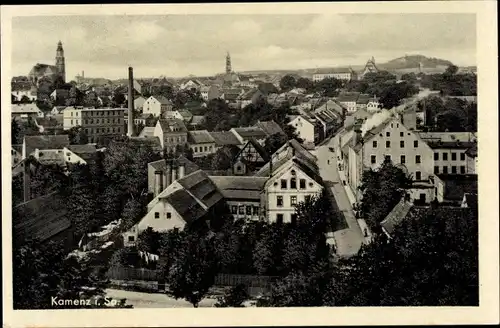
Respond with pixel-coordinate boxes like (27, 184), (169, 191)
(12, 119), (20, 144)
(279, 75), (296, 92)
(210, 147), (233, 171)
(83, 91), (100, 108)
(295, 77), (314, 92)
(215, 284), (249, 307)
(112, 93), (126, 107)
(334, 206), (478, 306)
(137, 227), (162, 254)
(67, 126), (89, 144)
(314, 77), (342, 97)
(357, 158), (412, 230)
(121, 197), (146, 232)
(264, 132), (287, 155)
(167, 232), (218, 307)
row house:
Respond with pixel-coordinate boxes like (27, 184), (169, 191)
(63, 107), (125, 143)
(187, 130), (217, 158)
(312, 67), (356, 82)
(153, 118), (188, 152)
(143, 95), (174, 117)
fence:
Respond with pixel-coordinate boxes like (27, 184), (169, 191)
(106, 266), (276, 293)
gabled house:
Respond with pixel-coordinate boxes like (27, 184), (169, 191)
(153, 118), (188, 152)
(232, 139), (270, 176)
(134, 96), (147, 110)
(22, 135), (70, 159)
(12, 104), (44, 119)
(123, 170), (224, 246)
(237, 88), (265, 108)
(180, 79), (204, 91)
(187, 130), (217, 158)
(337, 92), (361, 113)
(230, 126), (268, 145)
(254, 120), (286, 137)
(288, 115), (317, 144)
(200, 85), (222, 101)
(221, 88), (244, 104)
(143, 95), (174, 117)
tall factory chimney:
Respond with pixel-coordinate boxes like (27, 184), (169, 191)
(127, 67), (135, 137)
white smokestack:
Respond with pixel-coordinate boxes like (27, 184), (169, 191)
(361, 109), (393, 137)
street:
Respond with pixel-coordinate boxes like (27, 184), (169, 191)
(314, 134), (365, 258)
(105, 288), (218, 308)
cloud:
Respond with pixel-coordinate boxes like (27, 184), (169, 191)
(10, 14), (476, 79)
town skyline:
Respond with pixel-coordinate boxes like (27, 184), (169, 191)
(12, 14), (476, 80)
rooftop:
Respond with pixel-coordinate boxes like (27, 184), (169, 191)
(255, 120), (285, 137)
(380, 198), (414, 236)
(158, 118), (188, 133)
(232, 126), (268, 140)
(209, 176), (267, 201)
(188, 130), (216, 144)
(24, 135), (70, 157)
(210, 131), (243, 146)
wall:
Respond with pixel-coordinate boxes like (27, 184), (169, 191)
(227, 200), (261, 221)
(81, 109), (124, 143)
(63, 108), (82, 130)
(289, 116), (315, 144)
(143, 97), (161, 116)
(362, 119), (434, 181)
(466, 154), (477, 174)
(191, 142), (216, 158)
(432, 148), (470, 175)
(266, 163), (322, 223)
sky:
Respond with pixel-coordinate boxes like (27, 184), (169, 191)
(11, 14), (476, 80)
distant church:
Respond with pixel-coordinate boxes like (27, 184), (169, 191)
(360, 56), (379, 79)
(223, 51), (240, 86)
(28, 41), (66, 85)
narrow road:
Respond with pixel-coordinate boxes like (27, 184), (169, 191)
(315, 135), (365, 258)
(105, 288), (217, 308)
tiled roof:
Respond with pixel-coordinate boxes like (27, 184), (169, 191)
(148, 155), (199, 174)
(67, 144), (98, 154)
(416, 132), (476, 143)
(232, 127), (267, 140)
(255, 120), (285, 137)
(191, 116), (205, 125)
(209, 176), (268, 201)
(137, 127), (155, 138)
(128, 136), (163, 152)
(37, 150), (66, 166)
(337, 92), (361, 102)
(426, 141), (476, 150)
(152, 95), (172, 105)
(12, 104), (41, 114)
(158, 118), (188, 133)
(177, 110), (193, 121)
(165, 189), (207, 223)
(13, 192), (71, 244)
(176, 170), (224, 209)
(314, 67), (353, 74)
(188, 130), (215, 144)
(210, 131), (243, 146)
(24, 135), (70, 157)
(380, 198), (414, 236)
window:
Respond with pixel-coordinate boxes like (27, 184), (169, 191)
(71, 119), (73, 125)
(400, 155), (406, 164)
(290, 178), (297, 189)
(415, 155), (421, 164)
(277, 196), (283, 207)
(400, 140), (405, 148)
(231, 205), (237, 214)
(71, 112), (73, 117)
(276, 214), (284, 224)
(400, 132), (404, 137)
(372, 140), (377, 148)
(290, 196), (297, 206)
(460, 166), (466, 174)
(443, 166), (449, 174)
(154, 212), (160, 219)
(386, 131), (390, 137)
(291, 214), (298, 225)
(385, 155), (391, 162)
(281, 179), (287, 189)
(443, 153), (448, 161)
(386, 141), (391, 148)
(246, 206), (252, 215)
(167, 212), (171, 219)
(299, 179), (306, 189)
(451, 152), (457, 161)
(414, 140), (418, 148)
(239, 205), (245, 214)
(371, 155), (376, 164)
(451, 166), (457, 174)
(460, 153), (466, 161)
(128, 236), (135, 242)
(253, 206), (259, 215)
(434, 153), (439, 160)
(194, 147), (198, 152)
(434, 166), (440, 174)
(415, 171), (421, 180)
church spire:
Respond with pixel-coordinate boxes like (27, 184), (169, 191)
(55, 41), (65, 83)
(226, 51), (232, 74)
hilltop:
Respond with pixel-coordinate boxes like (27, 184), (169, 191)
(378, 55), (454, 70)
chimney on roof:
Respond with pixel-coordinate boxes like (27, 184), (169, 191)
(127, 67), (135, 137)
(178, 163), (185, 179)
(154, 170), (163, 196)
(165, 161), (172, 187)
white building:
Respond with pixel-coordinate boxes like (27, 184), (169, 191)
(288, 115), (316, 144)
(143, 95), (173, 117)
(187, 130), (217, 158)
(62, 106), (83, 130)
(312, 68), (356, 82)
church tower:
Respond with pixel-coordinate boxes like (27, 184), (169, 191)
(226, 51), (232, 74)
(55, 41), (66, 83)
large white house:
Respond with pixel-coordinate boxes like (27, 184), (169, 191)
(288, 115), (316, 144)
(143, 95), (173, 117)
